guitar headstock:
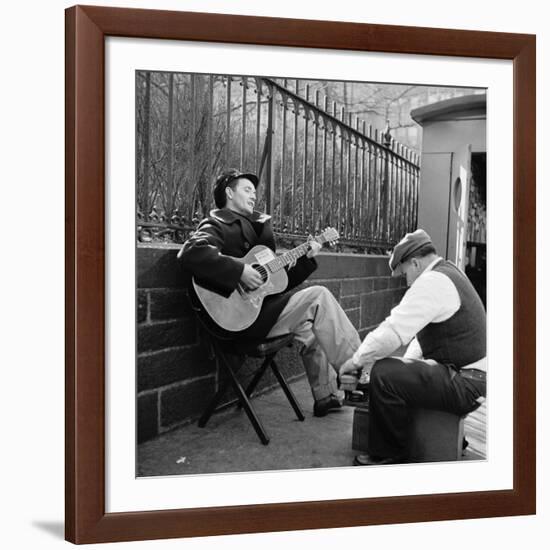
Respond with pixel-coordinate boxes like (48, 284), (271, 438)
(317, 227), (339, 247)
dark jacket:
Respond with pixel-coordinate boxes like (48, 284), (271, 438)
(178, 208), (317, 340)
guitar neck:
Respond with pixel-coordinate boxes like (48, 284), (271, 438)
(267, 236), (325, 273)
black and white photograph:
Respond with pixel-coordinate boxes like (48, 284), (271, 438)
(135, 71), (488, 476)
(4, 0), (544, 548)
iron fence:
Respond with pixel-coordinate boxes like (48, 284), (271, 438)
(136, 72), (420, 251)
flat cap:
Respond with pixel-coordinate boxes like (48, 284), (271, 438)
(389, 229), (433, 276)
(213, 169), (259, 208)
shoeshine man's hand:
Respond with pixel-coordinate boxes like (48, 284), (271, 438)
(339, 357), (360, 375)
(240, 264), (263, 290)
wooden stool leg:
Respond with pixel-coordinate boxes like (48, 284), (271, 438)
(236, 356), (270, 410)
(221, 352), (270, 445)
(198, 344), (237, 427)
(197, 335), (305, 444)
(244, 356), (272, 398)
(198, 345), (269, 444)
(198, 377), (231, 428)
(209, 346), (269, 445)
(270, 359), (305, 421)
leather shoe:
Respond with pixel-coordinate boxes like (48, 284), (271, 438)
(313, 394), (344, 417)
(347, 390), (367, 403)
(353, 454), (406, 466)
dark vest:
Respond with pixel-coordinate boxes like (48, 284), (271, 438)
(416, 260), (486, 368)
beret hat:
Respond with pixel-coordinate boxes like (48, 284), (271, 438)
(389, 229), (433, 276)
(213, 169), (259, 208)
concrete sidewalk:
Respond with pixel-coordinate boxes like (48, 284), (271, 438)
(138, 376), (486, 477)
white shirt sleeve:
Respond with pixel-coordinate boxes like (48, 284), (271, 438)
(351, 324), (402, 370)
(352, 270), (460, 368)
(404, 337), (423, 360)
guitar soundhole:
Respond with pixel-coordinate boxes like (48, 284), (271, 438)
(252, 264), (268, 284)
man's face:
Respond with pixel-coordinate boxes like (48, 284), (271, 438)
(400, 258), (422, 287)
(226, 177), (256, 216)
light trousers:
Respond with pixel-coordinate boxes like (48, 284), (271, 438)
(267, 285), (361, 401)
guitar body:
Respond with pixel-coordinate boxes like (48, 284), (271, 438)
(192, 245), (289, 332)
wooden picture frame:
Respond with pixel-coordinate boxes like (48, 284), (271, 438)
(65, 4), (536, 544)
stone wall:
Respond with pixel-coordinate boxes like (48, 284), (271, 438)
(137, 244), (407, 443)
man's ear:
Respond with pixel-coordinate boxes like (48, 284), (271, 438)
(225, 187), (233, 202)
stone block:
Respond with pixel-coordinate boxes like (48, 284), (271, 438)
(321, 280), (342, 300)
(138, 318), (197, 353)
(361, 292), (385, 327)
(345, 308), (360, 330)
(379, 292), (395, 323)
(296, 279), (341, 301)
(341, 279), (363, 297)
(137, 291), (148, 324)
(381, 291), (396, 317)
(392, 288), (407, 306)
(373, 277), (389, 291)
(137, 244), (184, 289)
(149, 289), (193, 321)
(362, 278), (374, 293)
(309, 253), (391, 279)
(160, 377), (216, 428)
(350, 278), (374, 294)
(341, 295), (360, 310)
(389, 276), (406, 289)
(137, 345), (216, 392)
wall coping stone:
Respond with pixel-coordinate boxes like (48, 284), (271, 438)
(138, 243), (392, 289)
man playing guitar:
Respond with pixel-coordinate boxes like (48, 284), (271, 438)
(178, 169), (360, 417)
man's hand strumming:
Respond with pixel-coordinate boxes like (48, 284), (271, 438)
(240, 264), (263, 290)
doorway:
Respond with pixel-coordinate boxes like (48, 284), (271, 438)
(465, 152), (487, 307)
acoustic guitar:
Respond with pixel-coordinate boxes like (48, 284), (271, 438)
(192, 227), (339, 332)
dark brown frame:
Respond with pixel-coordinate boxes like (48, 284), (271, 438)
(65, 5), (536, 544)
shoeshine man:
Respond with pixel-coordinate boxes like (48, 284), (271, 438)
(339, 229), (487, 466)
(179, 169), (361, 417)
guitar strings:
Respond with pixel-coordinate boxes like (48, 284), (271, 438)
(261, 230), (335, 274)
(254, 265), (268, 282)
